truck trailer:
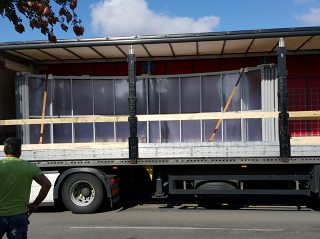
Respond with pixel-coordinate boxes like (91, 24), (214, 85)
(0, 27), (320, 213)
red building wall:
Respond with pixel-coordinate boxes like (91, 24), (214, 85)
(287, 55), (320, 136)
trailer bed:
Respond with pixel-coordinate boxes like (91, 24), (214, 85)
(1, 142), (319, 167)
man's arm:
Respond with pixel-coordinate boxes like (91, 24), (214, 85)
(28, 174), (52, 215)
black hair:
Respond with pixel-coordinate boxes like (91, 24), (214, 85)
(4, 137), (22, 157)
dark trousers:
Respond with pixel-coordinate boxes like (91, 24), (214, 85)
(0, 214), (29, 239)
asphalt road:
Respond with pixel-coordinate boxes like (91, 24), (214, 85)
(19, 204), (320, 239)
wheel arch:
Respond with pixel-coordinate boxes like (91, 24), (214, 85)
(53, 168), (113, 201)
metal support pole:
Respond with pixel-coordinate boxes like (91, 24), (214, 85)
(128, 45), (138, 163)
(277, 38), (291, 159)
(155, 175), (163, 197)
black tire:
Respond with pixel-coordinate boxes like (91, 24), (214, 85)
(195, 180), (239, 190)
(61, 173), (104, 214)
(195, 181), (240, 209)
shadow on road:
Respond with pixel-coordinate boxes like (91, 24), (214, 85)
(33, 205), (64, 213)
(33, 203), (315, 214)
(176, 204), (313, 212)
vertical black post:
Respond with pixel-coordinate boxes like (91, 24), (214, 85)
(128, 45), (138, 163)
(277, 38), (291, 158)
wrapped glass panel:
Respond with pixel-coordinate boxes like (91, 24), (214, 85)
(115, 79), (129, 115)
(29, 77), (51, 116)
(244, 70), (261, 110)
(202, 75), (221, 112)
(30, 124), (50, 144)
(74, 123), (93, 143)
(222, 73), (241, 112)
(223, 119), (241, 142)
(116, 122), (129, 142)
(243, 70), (262, 141)
(182, 120), (200, 142)
(161, 121), (180, 142)
(137, 79), (147, 114)
(95, 122), (114, 142)
(222, 73), (241, 141)
(149, 121), (160, 143)
(181, 76), (200, 113)
(160, 78), (180, 114)
(52, 79), (71, 116)
(18, 66), (269, 145)
(148, 78), (159, 114)
(247, 119), (262, 141)
(73, 79), (93, 115)
(138, 121), (147, 143)
(94, 79), (114, 115)
(202, 120), (222, 142)
(53, 124), (72, 143)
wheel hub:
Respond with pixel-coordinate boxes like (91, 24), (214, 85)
(81, 187), (91, 197)
(69, 180), (95, 206)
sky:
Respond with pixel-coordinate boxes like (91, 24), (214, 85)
(0, 0), (320, 42)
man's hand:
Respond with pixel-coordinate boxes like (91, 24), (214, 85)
(27, 203), (38, 216)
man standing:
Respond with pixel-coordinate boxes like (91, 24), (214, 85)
(0, 137), (51, 238)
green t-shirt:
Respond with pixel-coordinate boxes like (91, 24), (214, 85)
(0, 157), (42, 216)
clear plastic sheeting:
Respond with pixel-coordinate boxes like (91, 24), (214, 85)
(16, 66), (277, 144)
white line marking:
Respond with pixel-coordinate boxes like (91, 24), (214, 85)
(69, 226), (283, 232)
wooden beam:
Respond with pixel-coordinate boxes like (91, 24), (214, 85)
(289, 111), (320, 120)
(39, 75), (48, 144)
(0, 115), (128, 125)
(291, 136), (320, 145)
(0, 142), (128, 151)
(0, 111), (319, 126)
(0, 112), (277, 126)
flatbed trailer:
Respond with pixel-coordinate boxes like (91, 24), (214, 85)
(1, 142), (320, 167)
(1, 27), (320, 213)
(1, 142), (319, 211)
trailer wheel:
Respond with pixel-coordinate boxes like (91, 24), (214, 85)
(195, 180), (239, 190)
(195, 181), (241, 209)
(61, 173), (104, 214)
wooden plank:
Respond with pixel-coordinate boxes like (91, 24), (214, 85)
(0, 115), (128, 125)
(291, 136), (320, 145)
(0, 111), (319, 126)
(0, 142), (128, 151)
(39, 75), (48, 144)
(0, 112), (278, 126)
(289, 111), (320, 120)
(139, 111), (279, 121)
